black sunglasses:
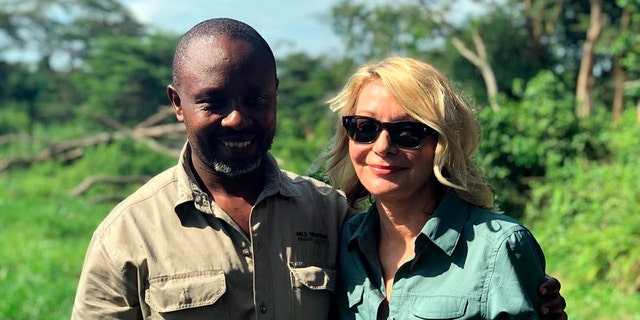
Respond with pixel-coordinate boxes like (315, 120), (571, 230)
(342, 115), (437, 149)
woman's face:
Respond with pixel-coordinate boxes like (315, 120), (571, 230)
(348, 80), (437, 203)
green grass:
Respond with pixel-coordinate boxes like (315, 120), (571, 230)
(0, 174), (112, 319)
(1, 141), (174, 319)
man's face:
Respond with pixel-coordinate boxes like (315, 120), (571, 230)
(168, 36), (278, 177)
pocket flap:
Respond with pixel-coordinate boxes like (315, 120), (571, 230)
(411, 296), (467, 319)
(145, 270), (226, 313)
(290, 265), (336, 292)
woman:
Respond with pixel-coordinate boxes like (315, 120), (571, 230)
(324, 57), (559, 319)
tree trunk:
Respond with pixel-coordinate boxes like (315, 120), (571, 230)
(575, 0), (603, 119)
(522, 0), (564, 66)
(451, 31), (500, 111)
(612, 55), (625, 122)
(613, 6), (631, 123)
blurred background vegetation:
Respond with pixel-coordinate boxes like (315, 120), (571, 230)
(1, 0), (639, 319)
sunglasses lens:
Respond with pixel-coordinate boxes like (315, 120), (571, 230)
(388, 123), (425, 148)
(352, 119), (380, 143)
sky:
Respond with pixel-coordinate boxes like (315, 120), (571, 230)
(122, 0), (345, 58)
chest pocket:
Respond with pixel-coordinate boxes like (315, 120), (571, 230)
(145, 270), (226, 314)
(411, 296), (468, 319)
(290, 265), (336, 292)
(290, 265), (336, 320)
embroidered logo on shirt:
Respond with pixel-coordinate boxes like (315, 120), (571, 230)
(295, 231), (328, 244)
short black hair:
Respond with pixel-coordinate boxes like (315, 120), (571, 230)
(172, 18), (277, 87)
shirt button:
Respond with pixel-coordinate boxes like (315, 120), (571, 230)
(242, 248), (251, 256)
(259, 303), (267, 313)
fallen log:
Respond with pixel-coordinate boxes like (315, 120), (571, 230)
(0, 123), (184, 172)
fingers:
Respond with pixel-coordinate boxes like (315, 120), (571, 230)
(546, 311), (568, 320)
(539, 275), (567, 319)
(539, 275), (562, 295)
(540, 294), (567, 319)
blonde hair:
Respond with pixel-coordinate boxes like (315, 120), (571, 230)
(322, 56), (495, 210)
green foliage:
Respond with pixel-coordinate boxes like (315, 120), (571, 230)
(77, 33), (177, 125)
(478, 71), (609, 216)
(524, 139), (640, 318)
(0, 0), (144, 71)
(79, 140), (175, 175)
(0, 103), (30, 136)
(0, 190), (110, 320)
(0, 139), (176, 319)
(329, 0), (443, 62)
(607, 110), (640, 162)
(446, 8), (552, 101)
(271, 52), (349, 174)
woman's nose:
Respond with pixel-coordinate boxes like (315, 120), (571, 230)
(372, 130), (397, 155)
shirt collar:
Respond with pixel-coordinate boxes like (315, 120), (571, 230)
(173, 142), (301, 213)
(258, 152), (303, 199)
(421, 190), (470, 256)
(346, 190), (470, 256)
(347, 204), (380, 247)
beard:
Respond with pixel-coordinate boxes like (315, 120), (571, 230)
(203, 143), (271, 177)
(194, 131), (274, 178)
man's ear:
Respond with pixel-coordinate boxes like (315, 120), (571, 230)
(167, 84), (184, 122)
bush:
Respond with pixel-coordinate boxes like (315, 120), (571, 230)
(478, 71), (609, 217)
(524, 118), (640, 319)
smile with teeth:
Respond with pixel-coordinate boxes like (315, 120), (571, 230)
(222, 140), (252, 148)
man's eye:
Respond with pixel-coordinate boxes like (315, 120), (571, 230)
(257, 94), (271, 101)
(199, 101), (227, 114)
(251, 94), (269, 103)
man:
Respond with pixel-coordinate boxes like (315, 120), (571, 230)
(72, 18), (567, 319)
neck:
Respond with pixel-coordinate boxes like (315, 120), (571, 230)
(376, 201), (430, 242)
(375, 186), (442, 242)
(191, 155), (266, 204)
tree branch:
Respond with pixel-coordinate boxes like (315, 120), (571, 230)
(0, 123), (184, 172)
(451, 32), (500, 111)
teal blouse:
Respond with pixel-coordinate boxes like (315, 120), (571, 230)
(336, 191), (547, 320)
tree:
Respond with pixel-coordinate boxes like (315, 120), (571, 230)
(605, 0), (640, 123)
(0, 0), (150, 140)
(575, 0), (604, 118)
(328, 0), (552, 110)
(450, 31), (501, 111)
(0, 0), (144, 71)
(272, 52), (350, 173)
(329, 0), (442, 62)
(77, 33), (178, 125)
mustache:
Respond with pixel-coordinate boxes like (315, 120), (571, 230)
(215, 128), (261, 136)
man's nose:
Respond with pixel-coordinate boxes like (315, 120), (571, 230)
(221, 109), (251, 129)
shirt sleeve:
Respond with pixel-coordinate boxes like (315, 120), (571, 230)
(486, 227), (547, 319)
(71, 233), (141, 320)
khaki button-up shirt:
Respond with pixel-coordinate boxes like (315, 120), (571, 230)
(72, 145), (351, 320)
